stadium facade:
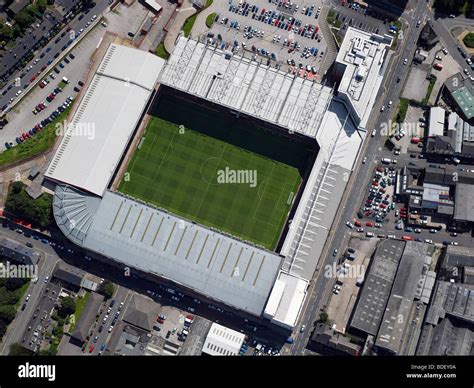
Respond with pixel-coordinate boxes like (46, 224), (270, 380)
(47, 29), (392, 330)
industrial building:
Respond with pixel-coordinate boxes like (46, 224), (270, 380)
(350, 240), (436, 355)
(395, 166), (474, 227)
(201, 323), (246, 356)
(416, 245), (474, 356)
(0, 237), (41, 266)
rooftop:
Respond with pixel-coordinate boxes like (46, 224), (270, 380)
(158, 37), (332, 138)
(202, 323), (245, 356)
(425, 281), (474, 325)
(53, 188), (283, 316)
(417, 316), (474, 356)
(428, 106), (445, 137)
(45, 44), (165, 196)
(335, 28), (392, 129)
(71, 292), (104, 342)
(350, 239), (405, 336)
(0, 237), (40, 265)
(375, 242), (433, 354)
(263, 271), (308, 329)
(454, 183), (474, 222)
(445, 73), (474, 120)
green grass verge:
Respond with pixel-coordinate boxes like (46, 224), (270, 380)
(155, 42), (169, 60)
(68, 292), (90, 334)
(206, 0), (213, 6)
(463, 32), (474, 49)
(119, 96), (311, 249)
(14, 281), (30, 309)
(396, 98), (409, 124)
(0, 105), (71, 169)
(327, 9), (336, 24)
(423, 78), (436, 105)
(460, 0), (470, 15)
(206, 13), (216, 28)
(183, 14), (197, 37)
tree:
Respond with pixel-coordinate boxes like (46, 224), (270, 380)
(4, 182), (53, 228)
(0, 305), (16, 322)
(58, 296), (75, 318)
(319, 311), (329, 323)
(9, 343), (34, 356)
(98, 281), (114, 300)
(5, 277), (27, 291)
(14, 11), (34, 30)
(0, 287), (17, 305)
(463, 33), (474, 48)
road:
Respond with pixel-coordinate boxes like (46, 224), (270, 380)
(0, 0), (110, 113)
(86, 286), (130, 356)
(0, 230), (59, 355)
(287, 0), (430, 355)
(427, 11), (473, 72)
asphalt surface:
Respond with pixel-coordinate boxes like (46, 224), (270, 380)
(0, 23), (107, 147)
(0, 0), (110, 113)
(86, 286), (129, 355)
(286, 0), (432, 355)
(0, 228), (59, 355)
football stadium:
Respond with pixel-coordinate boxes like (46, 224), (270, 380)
(47, 30), (392, 329)
(118, 89), (316, 250)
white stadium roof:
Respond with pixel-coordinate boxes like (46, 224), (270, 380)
(53, 189), (283, 316)
(264, 271), (308, 329)
(45, 44), (165, 196)
(159, 37), (332, 138)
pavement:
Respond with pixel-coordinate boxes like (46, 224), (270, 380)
(163, 0), (197, 54)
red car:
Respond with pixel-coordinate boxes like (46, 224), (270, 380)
(30, 75), (36, 82)
(366, 222), (374, 227)
(380, 204), (386, 209)
(89, 344), (95, 353)
(355, 221), (362, 227)
(156, 318), (164, 324)
(402, 235), (413, 241)
(40, 65), (47, 72)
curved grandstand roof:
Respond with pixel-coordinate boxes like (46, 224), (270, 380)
(53, 185), (102, 246)
(45, 44), (165, 196)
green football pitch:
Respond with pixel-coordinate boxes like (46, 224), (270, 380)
(119, 95), (313, 250)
